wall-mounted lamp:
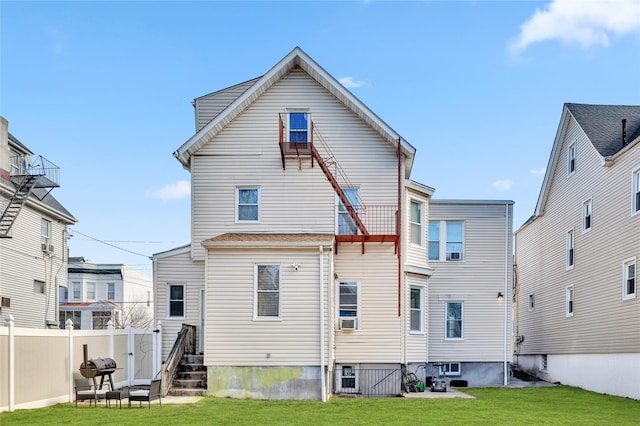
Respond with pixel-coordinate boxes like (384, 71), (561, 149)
(291, 262), (302, 271)
(497, 292), (504, 301)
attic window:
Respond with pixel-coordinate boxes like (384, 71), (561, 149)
(568, 143), (576, 175)
(288, 112), (309, 143)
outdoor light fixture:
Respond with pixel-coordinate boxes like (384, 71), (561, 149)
(291, 262), (302, 271)
(497, 292), (504, 301)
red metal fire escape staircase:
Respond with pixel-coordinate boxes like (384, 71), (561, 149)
(0, 155), (60, 238)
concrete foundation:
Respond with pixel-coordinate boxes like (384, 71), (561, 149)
(207, 366), (322, 400)
(407, 362), (507, 387)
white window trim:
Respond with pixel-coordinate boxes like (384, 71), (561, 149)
(566, 285), (574, 317)
(632, 166), (640, 216)
(445, 301), (464, 340)
(409, 199), (424, 248)
(338, 281), (361, 331)
(337, 364), (359, 392)
(566, 228), (575, 270)
(442, 362), (461, 376)
(582, 198), (592, 233)
(107, 283), (115, 300)
(86, 282), (96, 301)
(409, 286), (424, 334)
(167, 284), (186, 320)
(528, 293), (535, 311)
(33, 280), (45, 295)
(254, 264), (281, 321)
(41, 218), (51, 248)
(236, 187), (260, 223)
(622, 257), (636, 300)
(568, 142), (576, 176)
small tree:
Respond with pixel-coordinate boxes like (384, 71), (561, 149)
(115, 296), (154, 329)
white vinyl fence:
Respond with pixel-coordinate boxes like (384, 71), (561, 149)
(1, 315), (163, 412)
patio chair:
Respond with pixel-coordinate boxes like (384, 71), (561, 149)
(74, 378), (108, 407)
(128, 379), (161, 408)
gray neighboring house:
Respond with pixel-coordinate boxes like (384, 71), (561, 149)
(0, 116), (77, 328)
(514, 103), (640, 400)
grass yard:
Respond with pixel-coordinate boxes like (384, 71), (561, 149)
(2, 386), (639, 425)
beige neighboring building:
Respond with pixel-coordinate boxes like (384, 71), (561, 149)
(153, 47), (513, 400)
(514, 103), (640, 400)
(0, 117), (77, 328)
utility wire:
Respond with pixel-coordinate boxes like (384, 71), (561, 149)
(69, 229), (150, 258)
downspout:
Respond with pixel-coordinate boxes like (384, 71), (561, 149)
(503, 204), (509, 385)
(319, 245), (326, 402)
(397, 138), (402, 317)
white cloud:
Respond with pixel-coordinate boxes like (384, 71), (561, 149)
(339, 76), (367, 88)
(493, 179), (513, 191)
(510, 0), (640, 54)
(530, 167), (547, 175)
(150, 180), (190, 201)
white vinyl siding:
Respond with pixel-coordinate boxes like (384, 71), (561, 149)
(406, 274), (428, 361)
(190, 69), (399, 261)
(405, 187), (429, 269)
(429, 201), (513, 363)
(205, 247), (331, 366)
(0, 189), (71, 328)
(154, 247), (205, 360)
(515, 116), (640, 356)
(334, 244), (401, 364)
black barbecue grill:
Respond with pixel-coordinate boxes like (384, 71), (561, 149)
(79, 344), (117, 390)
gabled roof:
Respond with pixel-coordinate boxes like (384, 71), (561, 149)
(174, 47), (416, 176)
(566, 103), (640, 157)
(521, 103), (640, 230)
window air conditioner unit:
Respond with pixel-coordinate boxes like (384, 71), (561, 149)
(1, 297), (10, 309)
(340, 318), (357, 330)
(447, 252), (461, 261)
(41, 244), (54, 253)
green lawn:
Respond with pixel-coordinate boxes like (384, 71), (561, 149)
(2, 386), (639, 425)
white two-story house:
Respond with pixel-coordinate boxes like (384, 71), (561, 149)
(153, 47), (513, 399)
(59, 257), (153, 329)
(514, 103), (640, 400)
(0, 116), (77, 329)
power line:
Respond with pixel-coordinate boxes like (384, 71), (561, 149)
(69, 228), (150, 258)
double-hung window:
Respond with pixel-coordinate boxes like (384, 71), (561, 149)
(566, 285), (574, 317)
(107, 283), (115, 300)
(72, 282), (81, 300)
(33, 280), (45, 294)
(41, 219), (51, 250)
(633, 168), (640, 214)
(410, 287), (423, 333)
(237, 188), (259, 222)
(168, 284), (185, 318)
(409, 200), (423, 246)
(583, 199), (592, 232)
(623, 257), (636, 300)
(255, 265), (280, 319)
(566, 229), (574, 269)
(568, 143), (576, 175)
(288, 112), (309, 142)
(339, 281), (359, 330)
(446, 222), (463, 261)
(86, 282), (96, 300)
(338, 189), (360, 235)
(445, 301), (463, 339)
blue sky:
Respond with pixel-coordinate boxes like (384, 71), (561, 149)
(2, 1), (639, 275)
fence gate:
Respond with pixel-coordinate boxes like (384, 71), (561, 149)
(128, 327), (161, 385)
